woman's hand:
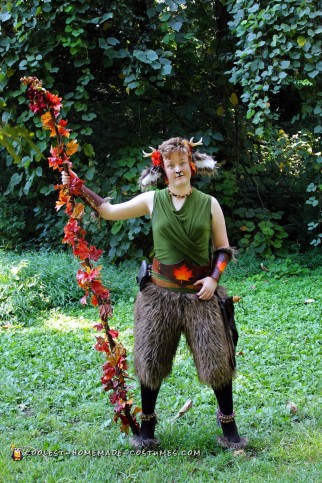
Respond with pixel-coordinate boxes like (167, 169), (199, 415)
(61, 169), (77, 187)
(194, 276), (217, 301)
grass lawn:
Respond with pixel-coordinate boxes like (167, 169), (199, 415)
(0, 251), (321, 482)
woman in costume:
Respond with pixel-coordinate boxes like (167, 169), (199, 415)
(62, 137), (248, 449)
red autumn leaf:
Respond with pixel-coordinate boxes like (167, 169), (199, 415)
(91, 294), (99, 306)
(30, 100), (47, 115)
(103, 361), (115, 370)
(115, 401), (127, 414)
(50, 144), (64, 157)
(95, 335), (105, 345)
(89, 266), (102, 280)
(73, 239), (90, 260)
(76, 266), (102, 286)
(117, 356), (128, 370)
(110, 392), (121, 404)
(101, 366), (116, 382)
(64, 202), (74, 217)
(25, 83), (47, 115)
(109, 329), (119, 339)
(48, 155), (64, 170)
(57, 119), (71, 138)
(93, 323), (104, 331)
(91, 280), (110, 300)
(48, 145), (66, 171)
(110, 390), (127, 405)
(94, 336), (110, 353)
(173, 264), (193, 282)
(69, 175), (85, 196)
(76, 268), (103, 290)
(99, 303), (113, 321)
(88, 245), (103, 262)
(119, 414), (129, 425)
(76, 270), (89, 288)
(63, 219), (81, 245)
(117, 390), (128, 401)
(65, 219), (80, 234)
(62, 232), (76, 246)
(46, 92), (62, 115)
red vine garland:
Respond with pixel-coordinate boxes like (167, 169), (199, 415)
(21, 76), (140, 436)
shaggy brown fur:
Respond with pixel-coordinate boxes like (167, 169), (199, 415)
(134, 283), (236, 391)
(129, 435), (160, 450)
(217, 436), (249, 449)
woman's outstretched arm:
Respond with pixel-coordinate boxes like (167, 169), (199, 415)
(99, 191), (154, 220)
(61, 171), (154, 221)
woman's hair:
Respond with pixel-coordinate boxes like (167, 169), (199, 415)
(158, 137), (190, 158)
(139, 136), (217, 191)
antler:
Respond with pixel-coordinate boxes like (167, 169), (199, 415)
(189, 137), (203, 147)
(142, 146), (155, 157)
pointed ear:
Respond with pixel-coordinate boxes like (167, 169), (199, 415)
(138, 167), (163, 191)
(192, 152), (217, 174)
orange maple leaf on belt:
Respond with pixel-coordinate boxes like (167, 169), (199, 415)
(173, 264), (193, 282)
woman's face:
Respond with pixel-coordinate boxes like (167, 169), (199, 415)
(163, 151), (191, 187)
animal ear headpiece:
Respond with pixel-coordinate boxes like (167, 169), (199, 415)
(138, 137), (217, 191)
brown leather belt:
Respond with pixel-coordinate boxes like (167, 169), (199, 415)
(151, 275), (200, 291)
(151, 257), (210, 290)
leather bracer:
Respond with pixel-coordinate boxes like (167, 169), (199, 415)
(78, 185), (105, 213)
(210, 247), (236, 282)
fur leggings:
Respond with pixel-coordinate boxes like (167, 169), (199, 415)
(134, 283), (235, 391)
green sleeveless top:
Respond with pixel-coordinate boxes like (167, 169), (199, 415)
(152, 188), (212, 266)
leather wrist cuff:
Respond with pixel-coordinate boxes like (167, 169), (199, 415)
(209, 249), (232, 282)
(79, 185), (105, 212)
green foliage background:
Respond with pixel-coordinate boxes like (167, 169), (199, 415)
(0, 0), (321, 259)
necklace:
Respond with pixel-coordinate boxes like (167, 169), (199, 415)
(167, 186), (193, 198)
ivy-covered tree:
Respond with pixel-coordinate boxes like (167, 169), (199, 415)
(225, 0), (321, 249)
(0, 0), (321, 256)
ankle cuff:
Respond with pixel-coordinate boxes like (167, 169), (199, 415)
(217, 408), (235, 424)
(141, 412), (157, 422)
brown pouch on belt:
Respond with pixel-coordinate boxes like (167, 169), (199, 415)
(136, 260), (152, 291)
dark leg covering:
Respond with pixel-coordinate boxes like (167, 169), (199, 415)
(129, 384), (161, 449)
(213, 380), (248, 449)
(141, 383), (160, 414)
(214, 379), (234, 414)
(140, 384), (160, 439)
